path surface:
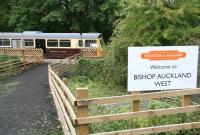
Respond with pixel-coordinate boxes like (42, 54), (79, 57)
(0, 64), (62, 135)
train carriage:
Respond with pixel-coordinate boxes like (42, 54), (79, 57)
(0, 31), (104, 59)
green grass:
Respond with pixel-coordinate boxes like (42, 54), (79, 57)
(67, 76), (125, 98)
(66, 74), (200, 135)
(0, 55), (18, 62)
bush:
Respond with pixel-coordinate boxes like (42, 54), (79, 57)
(71, 58), (105, 81)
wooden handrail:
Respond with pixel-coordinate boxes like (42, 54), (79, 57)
(75, 88), (200, 106)
(0, 62), (22, 70)
(50, 73), (77, 122)
(92, 122), (200, 135)
(76, 105), (200, 125)
(49, 65), (76, 106)
(49, 76), (76, 134)
(0, 59), (19, 65)
(49, 75), (72, 135)
(50, 53), (81, 67)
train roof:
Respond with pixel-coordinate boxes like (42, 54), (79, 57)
(0, 31), (102, 40)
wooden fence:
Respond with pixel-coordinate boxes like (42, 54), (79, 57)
(0, 57), (20, 80)
(0, 48), (43, 80)
(0, 48), (43, 64)
(50, 53), (81, 77)
(81, 48), (104, 59)
(0, 56), (41, 80)
(48, 55), (200, 135)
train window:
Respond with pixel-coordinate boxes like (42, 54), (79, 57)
(47, 40), (58, 47)
(78, 40), (83, 47)
(24, 39), (34, 46)
(85, 40), (97, 47)
(0, 39), (10, 46)
(60, 40), (71, 47)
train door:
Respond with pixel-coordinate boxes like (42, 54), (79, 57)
(35, 39), (46, 54)
(11, 39), (22, 48)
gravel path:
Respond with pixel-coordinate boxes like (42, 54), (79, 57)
(0, 64), (62, 135)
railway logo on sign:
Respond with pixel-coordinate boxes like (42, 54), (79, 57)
(128, 46), (199, 91)
(141, 50), (186, 61)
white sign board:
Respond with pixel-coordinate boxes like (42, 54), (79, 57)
(128, 46), (199, 91)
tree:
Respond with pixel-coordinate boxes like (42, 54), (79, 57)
(102, 0), (200, 89)
(0, 0), (12, 31)
(49, 0), (120, 41)
(8, 0), (120, 41)
(9, 0), (63, 32)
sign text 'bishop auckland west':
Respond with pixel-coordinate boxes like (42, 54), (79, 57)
(128, 46), (199, 91)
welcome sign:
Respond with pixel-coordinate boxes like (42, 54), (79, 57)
(128, 46), (199, 91)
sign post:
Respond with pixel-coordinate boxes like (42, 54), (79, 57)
(128, 46), (199, 91)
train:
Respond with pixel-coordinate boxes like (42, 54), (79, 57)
(0, 31), (104, 59)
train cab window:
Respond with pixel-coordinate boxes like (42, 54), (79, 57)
(47, 40), (58, 47)
(0, 39), (10, 46)
(60, 40), (71, 47)
(24, 39), (34, 47)
(99, 38), (104, 46)
(85, 40), (97, 47)
(78, 40), (83, 47)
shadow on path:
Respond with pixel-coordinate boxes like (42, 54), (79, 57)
(0, 64), (62, 135)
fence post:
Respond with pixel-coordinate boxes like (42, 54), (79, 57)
(81, 48), (83, 57)
(63, 78), (68, 98)
(132, 91), (140, 112)
(3, 48), (5, 55)
(132, 91), (140, 128)
(41, 49), (44, 64)
(9, 57), (12, 76)
(76, 88), (89, 135)
(59, 59), (62, 76)
(22, 49), (26, 70)
(182, 95), (190, 106)
(22, 49), (25, 62)
(63, 78), (68, 85)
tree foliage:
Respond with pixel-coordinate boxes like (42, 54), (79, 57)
(2, 0), (120, 41)
(0, 0), (12, 31)
(102, 0), (200, 89)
